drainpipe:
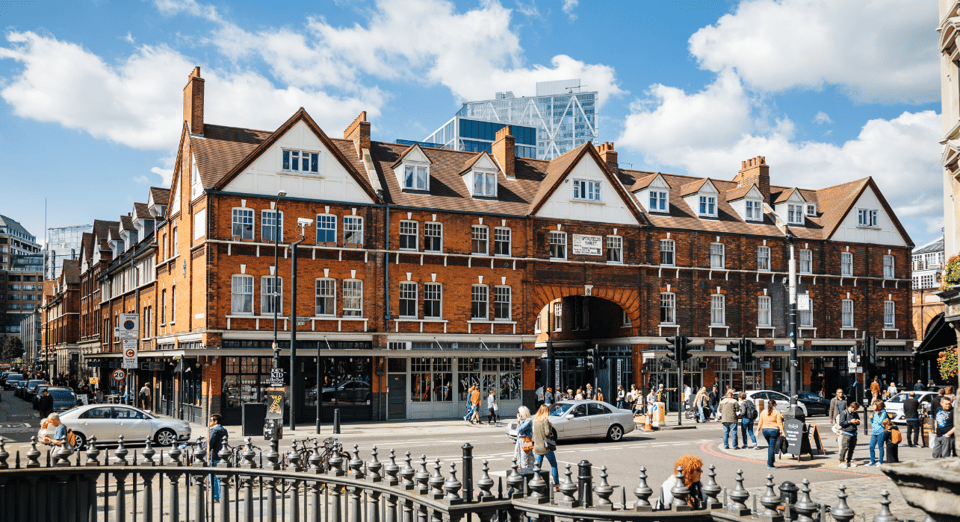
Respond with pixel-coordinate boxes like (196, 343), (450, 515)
(381, 194), (389, 423)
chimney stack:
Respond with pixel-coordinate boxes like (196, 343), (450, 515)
(493, 125), (515, 179)
(597, 142), (618, 174)
(183, 66), (204, 136)
(734, 156), (770, 204)
(344, 111), (371, 159)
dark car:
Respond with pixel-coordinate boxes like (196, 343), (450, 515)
(320, 380), (372, 405)
(23, 379), (47, 401)
(3, 373), (23, 390)
(32, 384), (51, 409)
(796, 391), (830, 416)
(47, 388), (78, 413)
(13, 379), (32, 397)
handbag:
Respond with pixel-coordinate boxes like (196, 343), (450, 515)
(520, 436), (533, 452)
(493, 402), (498, 411)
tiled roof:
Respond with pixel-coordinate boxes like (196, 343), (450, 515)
(629, 173), (659, 192)
(773, 187), (802, 204)
(133, 202), (151, 219)
(92, 220), (118, 250)
(724, 184), (754, 202)
(61, 259), (80, 283)
(150, 187), (170, 207)
(120, 215), (135, 231)
(0, 214), (35, 240)
(679, 179), (708, 197)
(79, 232), (93, 262)
(527, 144), (589, 214)
(191, 124), (272, 189)
(914, 237), (944, 255)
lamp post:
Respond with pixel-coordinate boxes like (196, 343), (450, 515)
(289, 219), (309, 431)
(785, 234), (802, 421)
(272, 190), (286, 372)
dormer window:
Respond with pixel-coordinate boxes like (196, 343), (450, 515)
(403, 164), (429, 191)
(745, 200), (762, 221)
(805, 204), (816, 216)
(472, 170), (497, 197)
(787, 204), (804, 224)
(699, 196), (717, 217)
(282, 149), (319, 174)
(573, 180), (601, 202)
(649, 191), (669, 213)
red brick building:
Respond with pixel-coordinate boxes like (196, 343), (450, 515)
(40, 259), (81, 377)
(77, 68), (915, 424)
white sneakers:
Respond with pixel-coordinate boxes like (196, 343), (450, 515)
(839, 463), (848, 468)
(839, 462), (857, 468)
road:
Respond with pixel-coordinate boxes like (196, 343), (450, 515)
(0, 390), (928, 520)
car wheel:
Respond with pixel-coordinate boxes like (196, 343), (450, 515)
(155, 429), (177, 446)
(73, 432), (87, 450)
(606, 424), (624, 442)
(550, 427), (558, 441)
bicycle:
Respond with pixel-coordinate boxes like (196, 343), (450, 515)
(282, 437), (318, 469)
(178, 436), (206, 465)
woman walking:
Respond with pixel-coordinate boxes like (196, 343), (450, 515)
(616, 385), (626, 409)
(487, 390), (498, 425)
(868, 400), (889, 466)
(755, 399), (784, 468)
(514, 406), (534, 470)
(532, 405), (560, 488)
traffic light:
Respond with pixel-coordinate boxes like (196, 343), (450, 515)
(727, 340), (741, 362)
(666, 336), (680, 362)
(598, 354), (608, 370)
(866, 336), (878, 365)
(742, 339), (755, 364)
(586, 347), (597, 370)
(678, 336), (693, 361)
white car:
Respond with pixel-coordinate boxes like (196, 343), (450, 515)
(744, 390), (808, 417)
(38, 404), (191, 448)
(882, 391), (939, 425)
(506, 400), (635, 442)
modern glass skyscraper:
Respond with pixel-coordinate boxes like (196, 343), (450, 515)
(425, 79), (598, 160)
(45, 224), (91, 280)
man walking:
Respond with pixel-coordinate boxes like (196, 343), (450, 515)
(719, 391), (741, 449)
(139, 383), (152, 410)
(932, 395), (955, 458)
(870, 376), (881, 403)
(535, 384), (544, 408)
(903, 391), (921, 447)
(838, 401), (861, 468)
(470, 386), (482, 424)
(208, 414), (228, 502)
(38, 389), (54, 418)
(828, 388), (846, 422)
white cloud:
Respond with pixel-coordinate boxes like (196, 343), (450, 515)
(154, 0), (222, 22)
(813, 111), (832, 125)
(617, 76), (943, 236)
(0, 31), (383, 152)
(134, 175), (151, 184)
(688, 0), (938, 103)
(150, 167), (174, 187)
(562, 0), (578, 20)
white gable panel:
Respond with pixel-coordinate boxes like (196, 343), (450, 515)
(223, 120), (373, 204)
(535, 160), (638, 224)
(831, 185), (907, 247)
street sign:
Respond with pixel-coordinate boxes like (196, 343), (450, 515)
(571, 234), (603, 256)
(118, 313), (139, 340)
(760, 361), (771, 369)
(270, 367), (286, 387)
(122, 339), (138, 369)
(112, 369), (126, 382)
(729, 361), (738, 369)
(797, 294), (810, 312)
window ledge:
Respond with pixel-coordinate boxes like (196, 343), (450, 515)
(572, 199), (604, 205)
(277, 170), (323, 178)
(396, 318), (447, 323)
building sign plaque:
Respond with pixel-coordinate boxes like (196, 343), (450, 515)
(571, 234), (603, 256)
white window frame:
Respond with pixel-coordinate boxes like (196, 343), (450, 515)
(710, 243), (725, 269)
(745, 200), (762, 221)
(343, 216), (364, 246)
(399, 281), (418, 319)
(758, 296), (771, 327)
(841, 299), (854, 328)
(757, 246), (771, 271)
(573, 179), (601, 202)
(840, 252), (853, 277)
(342, 279), (363, 317)
(622, 310), (632, 327)
(698, 195), (717, 217)
(800, 298), (813, 328)
(805, 203), (816, 216)
(649, 191), (669, 213)
(471, 225), (488, 256)
(193, 209), (206, 240)
(660, 293), (676, 325)
(232, 208), (254, 240)
(399, 220), (418, 251)
(710, 294), (725, 326)
(494, 286), (512, 321)
(471, 285), (489, 320)
(424, 282), (442, 319)
(549, 231), (567, 260)
(473, 170), (497, 198)
(787, 203), (804, 225)
(606, 236), (623, 264)
(315, 278), (336, 317)
(261, 210), (283, 243)
(424, 222), (442, 253)
(260, 276), (282, 316)
(282, 149), (320, 174)
(799, 249), (812, 274)
(494, 227), (511, 257)
(316, 214), (337, 244)
(883, 255), (894, 279)
(553, 302), (562, 331)
(231, 275), (254, 315)
(660, 239), (675, 266)
(402, 164), (430, 191)
(884, 301), (895, 329)
(857, 208), (878, 227)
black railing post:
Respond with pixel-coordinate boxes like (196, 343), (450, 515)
(577, 460), (593, 508)
(334, 408), (341, 434)
(461, 443), (474, 502)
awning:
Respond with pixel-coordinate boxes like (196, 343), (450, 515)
(915, 313), (957, 355)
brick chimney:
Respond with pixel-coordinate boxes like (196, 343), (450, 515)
(492, 125), (515, 179)
(734, 156), (770, 203)
(343, 111), (371, 158)
(183, 66), (204, 136)
(597, 142), (618, 174)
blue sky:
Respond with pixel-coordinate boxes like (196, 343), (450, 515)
(0, 0), (942, 248)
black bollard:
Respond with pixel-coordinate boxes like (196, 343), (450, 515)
(461, 443), (474, 502)
(577, 460), (593, 508)
(333, 408), (341, 434)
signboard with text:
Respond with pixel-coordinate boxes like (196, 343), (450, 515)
(122, 339), (138, 369)
(118, 313), (139, 340)
(264, 387), (287, 419)
(571, 234), (603, 256)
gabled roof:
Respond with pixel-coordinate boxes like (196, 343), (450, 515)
(149, 187), (170, 207)
(61, 259), (80, 284)
(773, 187), (805, 204)
(725, 184), (757, 202)
(813, 177), (913, 246)
(458, 152), (493, 176)
(679, 179), (709, 197)
(390, 143), (433, 170)
(120, 215), (135, 231)
(79, 232), (93, 263)
(91, 220), (118, 251)
(210, 108), (381, 202)
(629, 173), (660, 192)
(191, 124), (272, 189)
(133, 203), (151, 220)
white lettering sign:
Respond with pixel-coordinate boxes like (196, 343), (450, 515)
(571, 234), (603, 256)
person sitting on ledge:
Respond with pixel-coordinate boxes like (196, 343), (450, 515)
(656, 454), (705, 510)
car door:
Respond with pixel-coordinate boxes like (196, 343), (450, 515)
(587, 403), (613, 438)
(75, 407), (118, 441)
(113, 406), (152, 441)
(562, 404), (591, 438)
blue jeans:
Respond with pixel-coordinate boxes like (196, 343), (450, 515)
(698, 405), (706, 422)
(869, 431), (886, 465)
(710, 405), (718, 419)
(211, 459), (221, 500)
(534, 451), (559, 485)
(762, 428), (779, 467)
(722, 422), (739, 448)
(741, 418), (757, 445)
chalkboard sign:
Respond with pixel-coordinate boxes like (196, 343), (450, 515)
(264, 387), (286, 420)
(809, 424), (825, 455)
(784, 419), (804, 455)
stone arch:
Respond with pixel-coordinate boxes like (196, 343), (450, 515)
(526, 283), (642, 335)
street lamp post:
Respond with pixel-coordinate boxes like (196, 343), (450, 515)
(785, 234), (802, 421)
(289, 219), (310, 432)
(272, 191), (286, 372)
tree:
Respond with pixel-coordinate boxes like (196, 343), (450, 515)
(0, 336), (24, 363)
(938, 346), (958, 381)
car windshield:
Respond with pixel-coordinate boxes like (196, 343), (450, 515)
(887, 393), (908, 404)
(7, 374), (22, 380)
(550, 403), (574, 416)
(50, 390), (75, 401)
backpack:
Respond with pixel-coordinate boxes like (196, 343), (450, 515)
(65, 427), (77, 448)
(890, 428), (902, 445)
(744, 400), (758, 420)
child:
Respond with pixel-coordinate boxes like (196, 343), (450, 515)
(882, 418), (901, 463)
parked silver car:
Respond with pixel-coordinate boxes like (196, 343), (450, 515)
(38, 404), (191, 448)
(883, 391), (939, 425)
(744, 390), (808, 417)
(505, 400), (635, 442)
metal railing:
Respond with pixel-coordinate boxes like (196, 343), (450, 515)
(0, 436), (924, 522)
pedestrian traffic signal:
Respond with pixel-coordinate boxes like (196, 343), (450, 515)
(586, 347), (597, 370)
